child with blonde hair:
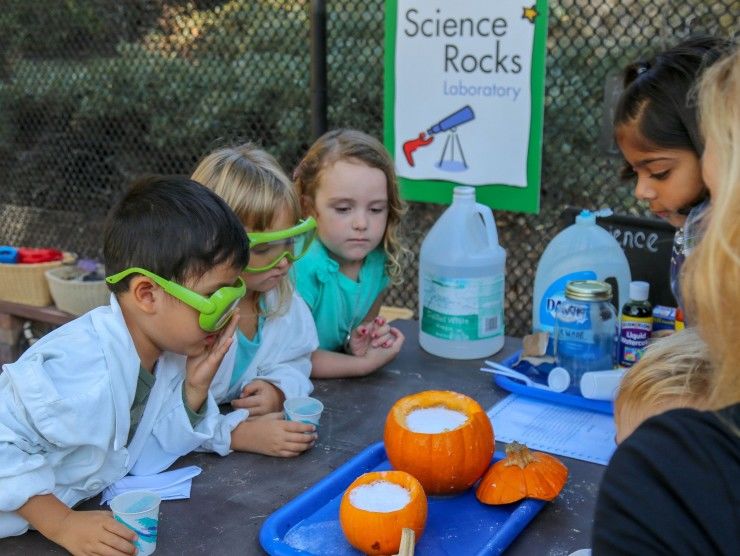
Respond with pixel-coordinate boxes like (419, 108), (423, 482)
(191, 143), (319, 457)
(614, 328), (711, 443)
(293, 129), (409, 378)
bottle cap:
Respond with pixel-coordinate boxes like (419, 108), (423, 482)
(629, 281), (650, 301)
(547, 367), (571, 393)
(575, 210), (596, 224)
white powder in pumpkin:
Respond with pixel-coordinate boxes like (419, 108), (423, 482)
(349, 481), (411, 512)
(405, 407), (468, 433)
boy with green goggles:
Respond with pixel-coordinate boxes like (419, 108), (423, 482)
(0, 176), (249, 552)
(246, 217), (317, 272)
(106, 267), (247, 333)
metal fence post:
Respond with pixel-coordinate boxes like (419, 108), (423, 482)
(310, 0), (328, 140)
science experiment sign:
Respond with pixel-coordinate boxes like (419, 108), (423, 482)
(384, 0), (548, 213)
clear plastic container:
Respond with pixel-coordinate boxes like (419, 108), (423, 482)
(419, 186), (506, 359)
(555, 280), (618, 390)
(532, 210), (631, 341)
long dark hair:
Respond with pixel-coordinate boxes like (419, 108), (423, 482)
(615, 35), (732, 168)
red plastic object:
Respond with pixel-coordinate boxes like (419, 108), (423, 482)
(17, 248), (64, 264)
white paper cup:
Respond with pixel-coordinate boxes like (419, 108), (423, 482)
(284, 396), (324, 427)
(110, 490), (161, 555)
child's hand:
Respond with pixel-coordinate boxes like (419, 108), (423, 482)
(360, 326), (405, 373)
(50, 509), (137, 556)
(231, 379), (285, 416)
(348, 316), (391, 356)
(230, 412), (317, 457)
(184, 312), (240, 413)
(367, 317), (400, 349)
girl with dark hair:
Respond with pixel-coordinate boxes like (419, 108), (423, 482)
(614, 35), (732, 308)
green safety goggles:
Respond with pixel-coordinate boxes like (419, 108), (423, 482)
(106, 267), (246, 332)
(246, 217), (317, 272)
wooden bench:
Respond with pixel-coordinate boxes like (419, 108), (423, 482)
(0, 300), (74, 364)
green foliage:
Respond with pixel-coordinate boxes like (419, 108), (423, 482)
(1, 0), (314, 215)
(1, 0), (735, 332)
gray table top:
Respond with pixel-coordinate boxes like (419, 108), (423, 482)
(1, 320), (604, 555)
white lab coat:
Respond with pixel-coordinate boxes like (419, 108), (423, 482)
(0, 296), (224, 538)
(199, 290), (318, 455)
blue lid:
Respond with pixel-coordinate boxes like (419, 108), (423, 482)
(576, 209), (596, 224)
(0, 246), (19, 264)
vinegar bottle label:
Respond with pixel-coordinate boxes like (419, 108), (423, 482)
(420, 272), (504, 340)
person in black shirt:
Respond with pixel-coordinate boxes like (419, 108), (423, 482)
(593, 45), (740, 555)
(593, 404), (739, 554)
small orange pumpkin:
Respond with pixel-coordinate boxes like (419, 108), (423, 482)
(339, 470), (427, 556)
(476, 441), (568, 504)
(384, 390), (494, 494)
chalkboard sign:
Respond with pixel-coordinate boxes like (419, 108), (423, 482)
(561, 207), (677, 308)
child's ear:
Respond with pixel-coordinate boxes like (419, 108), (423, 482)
(129, 276), (159, 316)
(301, 194), (316, 218)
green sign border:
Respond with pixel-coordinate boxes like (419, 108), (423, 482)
(384, 0), (549, 213)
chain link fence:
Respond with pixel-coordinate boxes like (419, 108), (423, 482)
(0, 0), (736, 336)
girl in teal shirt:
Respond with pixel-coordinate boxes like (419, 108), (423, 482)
(294, 129), (409, 378)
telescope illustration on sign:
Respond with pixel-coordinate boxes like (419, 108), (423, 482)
(402, 105), (476, 171)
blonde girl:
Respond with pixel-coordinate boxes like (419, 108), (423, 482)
(294, 129), (409, 378)
(593, 46), (739, 554)
(192, 143), (319, 457)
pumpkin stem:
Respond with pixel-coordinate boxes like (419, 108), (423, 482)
(503, 441), (539, 469)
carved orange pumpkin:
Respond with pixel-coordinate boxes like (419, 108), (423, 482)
(384, 390), (494, 494)
(476, 441), (569, 504)
(339, 470), (427, 555)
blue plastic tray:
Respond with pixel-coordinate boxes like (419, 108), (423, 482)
(260, 442), (545, 555)
(494, 351), (613, 415)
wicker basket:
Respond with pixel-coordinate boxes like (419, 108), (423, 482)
(0, 258), (67, 306)
(45, 266), (110, 316)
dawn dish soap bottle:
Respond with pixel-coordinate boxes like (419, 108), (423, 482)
(419, 186), (506, 359)
(532, 209), (631, 345)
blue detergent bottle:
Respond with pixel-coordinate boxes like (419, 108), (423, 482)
(532, 210), (631, 347)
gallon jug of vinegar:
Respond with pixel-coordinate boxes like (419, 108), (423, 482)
(533, 210), (631, 342)
(419, 186), (506, 359)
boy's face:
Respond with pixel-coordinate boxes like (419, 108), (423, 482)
(616, 122), (705, 229)
(153, 261), (242, 357)
(309, 159), (388, 269)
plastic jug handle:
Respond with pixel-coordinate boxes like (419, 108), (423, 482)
(474, 203), (499, 248)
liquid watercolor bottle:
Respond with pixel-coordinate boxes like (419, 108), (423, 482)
(418, 186), (506, 359)
(618, 281), (653, 367)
